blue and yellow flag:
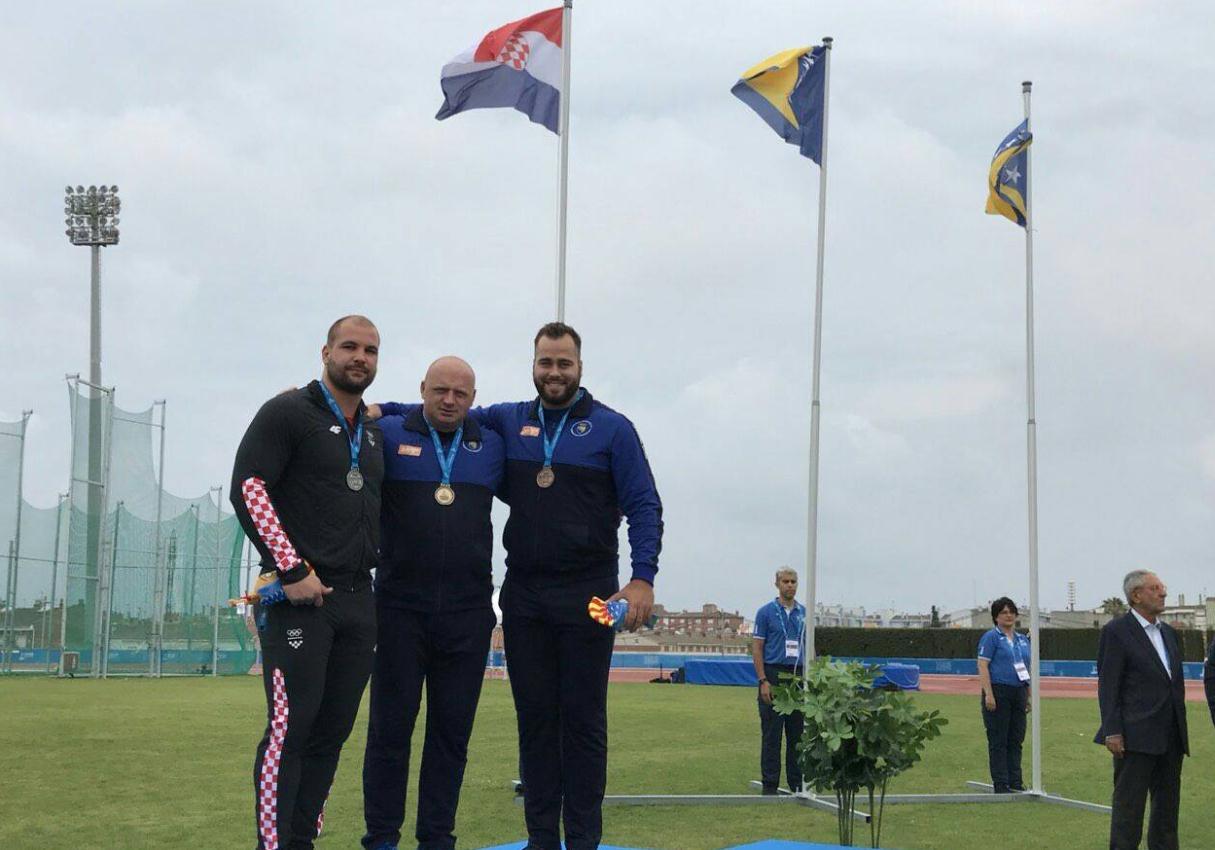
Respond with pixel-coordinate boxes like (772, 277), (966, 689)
(731, 45), (827, 164)
(986, 120), (1032, 227)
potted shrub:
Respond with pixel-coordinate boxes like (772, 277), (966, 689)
(772, 658), (947, 847)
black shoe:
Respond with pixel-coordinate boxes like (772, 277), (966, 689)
(1010, 784), (1026, 792)
(761, 784), (780, 795)
(993, 785), (1013, 794)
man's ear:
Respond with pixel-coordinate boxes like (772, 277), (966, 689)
(419, 380), (426, 399)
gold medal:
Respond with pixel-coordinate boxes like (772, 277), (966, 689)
(536, 467), (555, 488)
(434, 484), (455, 506)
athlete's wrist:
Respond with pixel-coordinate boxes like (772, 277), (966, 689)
(279, 561), (311, 584)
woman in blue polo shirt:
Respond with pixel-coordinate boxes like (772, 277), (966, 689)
(977, 596), (1031, 794)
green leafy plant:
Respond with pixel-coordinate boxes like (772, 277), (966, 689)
(772, 658), (947, 847)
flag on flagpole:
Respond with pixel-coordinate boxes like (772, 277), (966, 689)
(986, 119), (1032, 226)
(731, 45), (827, 164)
(436, 7), (564, 133)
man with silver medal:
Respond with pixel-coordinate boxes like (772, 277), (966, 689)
(362, 357), (505, 850)
(230, 315), (384, 850)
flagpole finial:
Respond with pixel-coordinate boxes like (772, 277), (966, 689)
(1022, 80), (1032, 92)
(822, 36), (833, 48)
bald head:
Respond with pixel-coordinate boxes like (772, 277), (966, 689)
(421, 356), (477, 431)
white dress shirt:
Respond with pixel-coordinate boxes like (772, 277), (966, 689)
(1131, 608), (1171, 678)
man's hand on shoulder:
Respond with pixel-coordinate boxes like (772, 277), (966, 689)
(608, 579), (654, 631)
(365, 403), (382, 420)
(283, 572), (334, 607)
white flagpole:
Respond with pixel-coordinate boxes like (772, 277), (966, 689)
(1021, 79), (1043, 795)
(555, 0), (573, 322)
(804, 36), (833, 667)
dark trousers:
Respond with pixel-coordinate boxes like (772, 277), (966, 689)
(1110, 725), (1185, 850)
(502, 573), (617, 850)
(981, 682), (1027, 791)
(758, 664), (803, 790)
(362, 606), (496, 850)
(254, 587), (376, 850)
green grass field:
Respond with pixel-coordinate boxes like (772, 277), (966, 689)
(1, 677), (1212, 849)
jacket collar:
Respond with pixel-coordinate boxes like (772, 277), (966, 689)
(528, 388), (594, 423)
(307, 379), (367, 421)
(1123, 611), (1172, 678)
(402, 406), (482, 442)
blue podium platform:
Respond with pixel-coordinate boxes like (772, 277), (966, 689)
(477, 841), (866, 850)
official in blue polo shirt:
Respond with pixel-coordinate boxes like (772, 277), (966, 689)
(751, 567), (806, 794)
(976, 596), (1032, 794)
(361, 356), (505, 850)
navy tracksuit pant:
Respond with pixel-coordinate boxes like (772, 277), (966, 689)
(757, 663), (804, 791)
(362, 605), (496, 850)
(254, 586), (377, 850)
(981, 682), (1027, 791)
(501, 573), (618, 850)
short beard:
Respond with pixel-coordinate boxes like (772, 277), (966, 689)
(534, 376), (580, 407)
(327, 361), (375, 395)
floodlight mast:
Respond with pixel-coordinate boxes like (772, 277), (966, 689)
(64, 185), (120, 675)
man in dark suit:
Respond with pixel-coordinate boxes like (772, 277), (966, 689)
(1094, 570), (1189, 850)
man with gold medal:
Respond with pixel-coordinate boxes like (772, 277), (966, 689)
(361, 356), (505, 850)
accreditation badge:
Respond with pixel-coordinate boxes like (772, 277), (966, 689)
(785, 639), (800, 661)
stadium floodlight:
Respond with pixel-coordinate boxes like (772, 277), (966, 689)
(64, 184), (121, 246)
(63, 183), (121, 676)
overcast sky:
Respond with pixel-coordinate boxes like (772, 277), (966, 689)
(2, 1), (1212, 618)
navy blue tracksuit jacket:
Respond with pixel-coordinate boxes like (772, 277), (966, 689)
(375, 408), (504, 611)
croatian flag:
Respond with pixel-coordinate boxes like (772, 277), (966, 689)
(436, 7), (564, 134)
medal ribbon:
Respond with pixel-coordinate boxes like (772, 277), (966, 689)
(425, 419), (463, 487)
(538, 389), (585, 470)
(317, 380), (363, 473)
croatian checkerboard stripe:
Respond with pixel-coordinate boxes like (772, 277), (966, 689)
(242, 477), (301, 573)
(257, 668), (289, 849)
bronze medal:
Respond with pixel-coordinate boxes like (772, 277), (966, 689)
(536, 467), (556, 488)
(434, 484), (455, 506)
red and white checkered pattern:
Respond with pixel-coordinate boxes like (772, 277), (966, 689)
(242, 477), (300, 574)
(257, 668), (289, 850)
(496, 33), (530, 70)
(315, 784), (332, 836)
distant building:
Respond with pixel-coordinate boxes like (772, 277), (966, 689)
(650, 603), (744, 636)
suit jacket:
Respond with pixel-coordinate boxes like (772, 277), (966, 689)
(1094, 612), (1189, 755)
(1204, 635), (1215, 729)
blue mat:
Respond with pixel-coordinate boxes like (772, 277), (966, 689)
(477, 841), (865, 850)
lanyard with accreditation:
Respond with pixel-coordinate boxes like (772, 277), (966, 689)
(1006, 632), (1030, 683)
(778, 602), (803, 663)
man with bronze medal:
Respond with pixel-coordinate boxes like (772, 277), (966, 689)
(471, 322), (663, 850)
(230, 315), (384, 850)
(362, 356), (504, 850)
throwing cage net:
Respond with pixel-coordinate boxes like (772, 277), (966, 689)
(0, 378), (254, 676)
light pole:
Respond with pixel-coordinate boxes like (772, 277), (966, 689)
(64, 185), (120, 673)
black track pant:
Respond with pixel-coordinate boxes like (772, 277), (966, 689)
(502, 573), (617, 850)
(758, 663), (803, 790)
(1110, 725), (1185, 850)
(981, 683), (1027, 791)
(253, 586), (376, 850)
(362, 605), (496, 850)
